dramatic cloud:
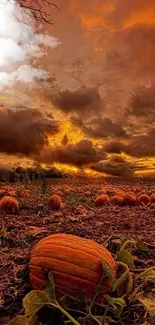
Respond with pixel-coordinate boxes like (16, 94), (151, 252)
(0, 108), (59, 156)
(70, 114), (128, 139)
(110, 155), (126, 163)
(0, 0), (59, 89)
(52, 85), (101, 114)
(127, 85), (155, 120)
(103, 128), (155, 158)
(103, 141), (130, 154)
(42, 139), (107, 166)
(91, 160), (134, 177)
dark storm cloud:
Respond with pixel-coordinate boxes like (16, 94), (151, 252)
(103, 141), (130, 154)
(91, 160), (134, 177)
(80, 117), (128, 139)
(42, 139), (107, 166)
(52, 85), (101, 114)
(103, 128), (155, 158)
(110, 155), (126, 163)
(70, 116), (128, 139)
(0, 108), (59, 156)
(127, 129), (155, 157)
(126, 85), (155, 119)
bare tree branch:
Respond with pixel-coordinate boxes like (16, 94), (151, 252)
(8, 0), (60, 24)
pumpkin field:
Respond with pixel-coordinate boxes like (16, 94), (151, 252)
(0, 178), (155, 325)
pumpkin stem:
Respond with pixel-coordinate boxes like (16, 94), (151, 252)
(117, 261), (129, 272)
(120, 240), (135, 251)
(51, 302), (81, 325)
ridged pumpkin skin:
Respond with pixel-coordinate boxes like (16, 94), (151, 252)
(29, 233), (116, 298)
(0, 196), (19, 214)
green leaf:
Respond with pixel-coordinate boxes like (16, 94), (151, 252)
(7, 316), (29, 325)
(138, 297), (155, 323)
(101, 260), (115, 284)
(117, 249), (135, 269)
(23, 290), (51, 317)
(104, 295), (126, 318)
(113, 271), (133, 296)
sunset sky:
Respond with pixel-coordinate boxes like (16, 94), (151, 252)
(0, 0), (155, 177)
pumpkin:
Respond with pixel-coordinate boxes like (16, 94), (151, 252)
(0, 196), (19, 214)
(111, 195), (124, 206)
(84, 191), (91, 197)
(150, 193), (155, 203)
(124, 193), (136, 205)
(116, 191), (125, 199)
(95, 194), (110, 206)
(48, 195), (62, 210)
(126, 191), (136, 198)
(65, 189), (71, 195)
(137, 194), (151, 205)
(29, 233), (116, 298)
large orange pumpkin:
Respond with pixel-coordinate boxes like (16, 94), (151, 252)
(0, 196), (19, 214)
(29, 233), (116, 298)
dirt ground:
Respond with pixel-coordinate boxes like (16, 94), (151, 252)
(0, 178), (155, 325)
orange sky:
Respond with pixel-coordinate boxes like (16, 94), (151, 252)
(0, 0), (155, 177)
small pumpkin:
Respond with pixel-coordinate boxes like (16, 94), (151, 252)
(124, 193), (136, 205)
(29, 233), (116, 298)
(126, 191), (136, 198)
(116, 191), (125, 199)
(95, 194), (110, 206)
(48, 195), (62, 210)
(84, 191), (91, 197)
(111, 195), (124, 206)
(138, 194), (151, 205)
(0, 196), (19, 214)
(150, 193), (155, 203)
(64, 189), (71, 195)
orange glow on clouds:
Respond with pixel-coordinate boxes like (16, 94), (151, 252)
(124, 6), (155, 29)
